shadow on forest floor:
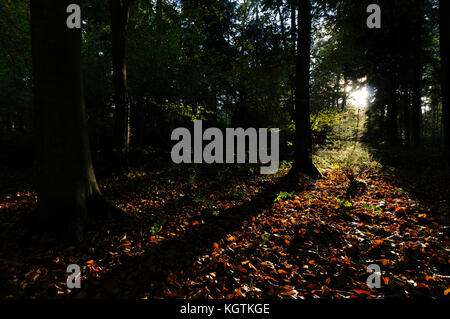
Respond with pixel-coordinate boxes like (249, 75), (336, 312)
(366, 143), (450, 225)
(0, 145), (449, 299)
(82, 174), (307, 298)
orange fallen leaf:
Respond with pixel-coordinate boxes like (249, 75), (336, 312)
(264, 276), (278, 282)
(86, 260), (96, 266)
(378, 258), (390, 266)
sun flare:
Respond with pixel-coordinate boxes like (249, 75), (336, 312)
(350, 87), (369, 109)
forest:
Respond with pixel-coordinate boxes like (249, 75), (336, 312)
(0, 0), (449, 303)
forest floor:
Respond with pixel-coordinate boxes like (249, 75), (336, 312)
(0, 144), (449, 299)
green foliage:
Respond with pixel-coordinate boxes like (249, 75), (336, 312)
(161, 101), (216, 122)
(314, 107), (382, 173)
(2, 0), (444, 168)
(362, 203), (383, 216)
(310, 109), (342, 143)
(0, 0), (32, 137)
(274, 191), (295, 203)
(150, 218), (167, 235)
(336, 198), (352, 208)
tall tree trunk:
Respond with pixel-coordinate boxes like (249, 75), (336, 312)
(411, 0), (423, 146)
(402, 87), (411, 145)
(31, 0), (116, 242)
(276, 0), (287, 49)
(290, 0), (320, 179)
(341, 68), (348, 112)
(290, 0), (296, 57)
(110, 0), (132, 155)
(334, 73), (341, 109)
(155, 0), (163, 47)
(289, 0), (296, 118)
(386, 74), (398, 144)
(441, 0), (450, 161)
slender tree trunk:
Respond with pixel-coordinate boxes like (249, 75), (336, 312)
(290, 0), (296, 56)
(411, 0), (423, 146)
(110, 0), (132, 155)
(290, 0), (320, 179)
(441, 0), (450, 161)
(402, 87), (411, 145)
(277, 0), (287, 49)
(289, 0), (296, 118)
(387, 75), (398, 144)
(341, 69), (348, 112)
(334, 73), (341, 109)
(31, 0), (116, 242)
(156, 0), (163, 47)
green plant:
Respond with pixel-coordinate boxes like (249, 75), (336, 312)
(274, 191), (295, 203)
(274, 161), (292, 178)
(362, 204), (383, 216)
(150, 218), (167, 235)
(337, 198), (352, 208)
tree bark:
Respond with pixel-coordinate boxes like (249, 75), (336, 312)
(341, 68), (348, 112)
(31, 0), (116, 242)
(290, 0), (320, 179)
(441, 0), (450, 161)
(156, 0), (163, 44)
(276, 0), (287, 49)
(411, 0), (423, 146)
(386, 74), (398, 144)
(402, 87), (411, 145)
(110, 0), (132, 155)
(289, 0), (296, 118)
(290, 0), (296, 57)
